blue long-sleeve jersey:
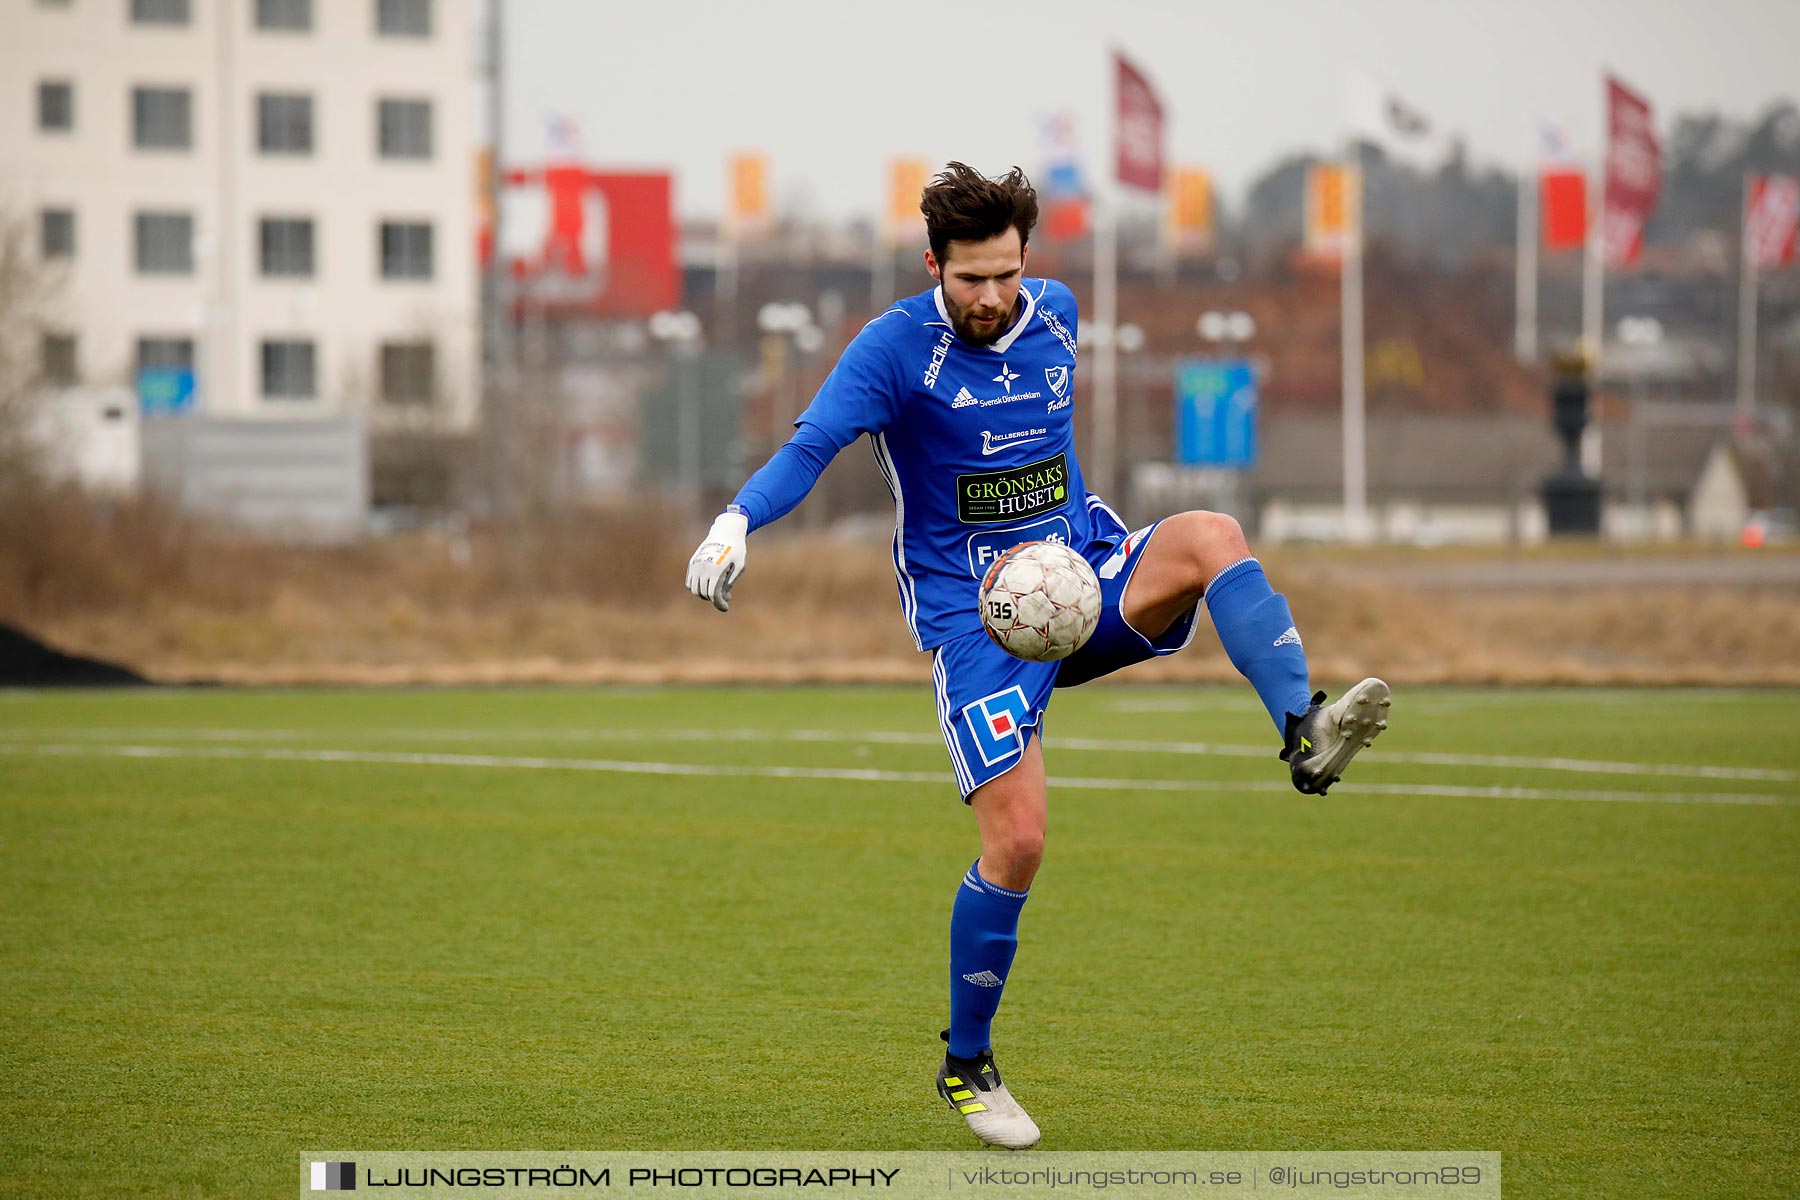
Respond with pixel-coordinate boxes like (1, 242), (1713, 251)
(734, 278), (1099, 651)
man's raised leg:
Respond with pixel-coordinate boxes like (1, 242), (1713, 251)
(1122, 509), (1388, 793)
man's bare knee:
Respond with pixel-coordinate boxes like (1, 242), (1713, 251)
(1166, 509), (1251, 586)
(986, 827), (1044, 883)
(970, 738), (1047, 891)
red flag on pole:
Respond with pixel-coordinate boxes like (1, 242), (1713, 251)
(1537, 120), (1586, 252)
(1601, 75), (1661, 269)
(1541, 170), (1587, 251)
(1748, 174), (1800, 269)
(1114, 52), (1164, 192)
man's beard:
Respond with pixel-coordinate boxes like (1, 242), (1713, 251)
(944, 293), (1017, 347)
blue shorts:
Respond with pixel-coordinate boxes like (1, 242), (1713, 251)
(931, 497), (1201, 800)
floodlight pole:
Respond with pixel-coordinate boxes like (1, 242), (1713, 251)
(212, 0), (238, 412)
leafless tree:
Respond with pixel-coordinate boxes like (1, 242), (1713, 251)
(0, 211), (60, 488)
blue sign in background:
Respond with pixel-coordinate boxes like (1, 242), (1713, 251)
(138, 368), (196, 414)
(1175, 359), (1258, 467)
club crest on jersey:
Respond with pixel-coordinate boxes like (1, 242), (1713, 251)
(1045, 366), (1069, 398)
(962, 685), (1031, 767)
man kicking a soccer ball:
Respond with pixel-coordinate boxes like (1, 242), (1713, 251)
(685, 163), (1389, 1149)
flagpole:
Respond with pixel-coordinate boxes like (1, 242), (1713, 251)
(1580, 72), (1609, 478)
(1094, 188), (1119, 501)
(1341, 146), (1368, 543)
(1580, 147), (1605, 476)
(1736, 172), (1759, 420)
(1514, 136), (1538, 363)
(1156, 176), (1177, 287)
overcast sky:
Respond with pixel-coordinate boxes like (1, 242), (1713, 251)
(498, 0), (1800, 222)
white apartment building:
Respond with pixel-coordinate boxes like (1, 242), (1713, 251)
(3, 0), (478, 427)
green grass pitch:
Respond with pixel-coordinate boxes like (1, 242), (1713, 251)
(2, 685), (1796, 1198)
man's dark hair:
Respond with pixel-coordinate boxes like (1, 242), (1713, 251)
(920, 162), (1039, 264)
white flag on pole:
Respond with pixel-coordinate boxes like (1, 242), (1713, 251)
(1347, 74), (1448, 171)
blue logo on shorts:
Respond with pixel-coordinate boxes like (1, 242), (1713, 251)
(962, 686), (1031, 768)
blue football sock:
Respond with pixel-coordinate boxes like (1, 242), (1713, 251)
(947, 859), (1029, 1060)
(1204, 557), (1315, 735)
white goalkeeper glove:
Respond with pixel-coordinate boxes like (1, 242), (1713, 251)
(685, 508), (749, 612)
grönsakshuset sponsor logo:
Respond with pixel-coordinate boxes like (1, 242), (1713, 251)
(956, 453), (1069, 524)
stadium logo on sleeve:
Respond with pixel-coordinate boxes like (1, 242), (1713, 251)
(962, 686), (1032, 767)
(923, 331), (954, 388)
(1045, 366), (1069, 398)
(310, 1162), (356, 1191)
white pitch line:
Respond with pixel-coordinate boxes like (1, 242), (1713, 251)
(14, 725), (1796, 785)
(0, 742), (1793, 808)
(1045, 736), (1800, 784)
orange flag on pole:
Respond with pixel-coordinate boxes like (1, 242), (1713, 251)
(887, 158), (928, 241)
(1168, 168), (1214, 248)
(730, 152), (770, 236)
(1305, 163), (1355, 262)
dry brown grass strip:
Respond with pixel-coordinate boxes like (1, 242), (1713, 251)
(5, 487), (1797, 687)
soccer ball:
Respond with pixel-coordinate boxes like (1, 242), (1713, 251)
(978, 541), (1102, 662)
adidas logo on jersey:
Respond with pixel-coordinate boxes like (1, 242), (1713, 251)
(961, 970), (1004, 988)
(951, 386), (978, 409)
(1273, 626), (1303, 648)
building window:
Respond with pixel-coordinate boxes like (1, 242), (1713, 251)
(261, 339), (317, 399)
(378, 221), (432, 280)
(38, 81), (74, 132)
(376, 98), (432, 160)
(256, 92), (313, 155)
(41, 208), (76, 259)
(376, 0), (430, 36)
(259, 217), (315, 277)
(137, 336), (195, 372)
(42, 333), (79, 385)
(132, 86), (192, 150)
(255, 0), (310, 31)
(380, 341), (435, 404)
(134, 211), (194, 274)
(130, 0), (190, 25)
